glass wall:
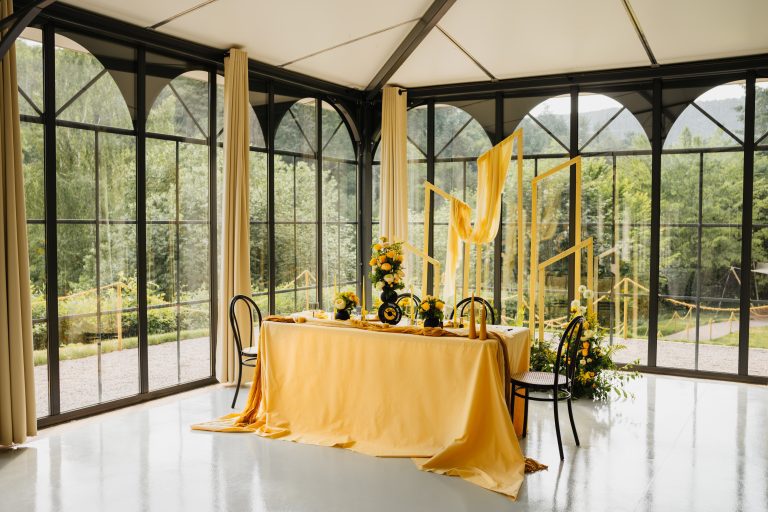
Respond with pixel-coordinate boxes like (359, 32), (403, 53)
(18, 28), (48, 417)
(658, 83), (745, 373)
(579, 93), (652, 365)
(146, 64), (213, 390)
(54, 32), (138, 412)
(750, 79), (768, 377)
(501, 95), (572, 327)
(273, 97), (357, 313)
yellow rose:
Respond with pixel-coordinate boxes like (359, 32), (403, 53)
(373, 243), (382, 251)
(398, 255), (404, 262)
(378, 255), (387, 264)
(421, 303), (430, 311)
(436, 302), (444, 310)
(582, 342), (589, 349)
(386, 250), (396, 259)
(369, 258), (376, 266)
(583, 322), (590, 330)
(381, 262), (392, 271)
(581, 348), (588, 356)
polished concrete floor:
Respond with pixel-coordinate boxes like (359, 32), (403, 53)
(1, 375), (766, 512)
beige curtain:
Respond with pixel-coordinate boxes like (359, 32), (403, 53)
(443, 134), (516, 298)
(379, 86), (408, 242)
(216, 48), (252, 383)
(0, 0), (37, 446)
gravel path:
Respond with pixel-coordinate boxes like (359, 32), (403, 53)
(35, 337), (211, 417)
(618, 337), (768, 375)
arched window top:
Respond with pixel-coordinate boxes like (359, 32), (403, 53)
(214, 78), (266, 149)
(321, 102), (355, 161)
(434, 103), (491, 159)
(756, 80), (768, 144)
(274, 98), (355, 160)
(53, 32), (133, 130)
(515, 95), (570, 155)
(664, 81), (746, 150)
(578, 93), (650, 152)
(147, 70), (210, 140)
(373, 104), (489, 161)
(275, 98), (316, 154)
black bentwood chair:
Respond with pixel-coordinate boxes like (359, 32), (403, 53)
(396, 292), (421, 312)
(510, 315), (586, 460)
(229, 294), (262, 408)
(449, 296), (496, 325)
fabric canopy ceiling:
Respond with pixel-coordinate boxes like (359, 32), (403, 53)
(63, 0), (768, 90)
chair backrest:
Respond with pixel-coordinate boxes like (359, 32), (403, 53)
(450, 296), (496, 325)
(396, 292), (421, 312)
(554, 315), (586, 390)
(229, 295), (262, 356)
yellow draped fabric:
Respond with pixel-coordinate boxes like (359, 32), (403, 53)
(443, 134), (516, 298)
(193, 319), (534, 499)
(0, 0), (37, 446)
(216, 48), (252, 383)
(379, 86), (408, 241)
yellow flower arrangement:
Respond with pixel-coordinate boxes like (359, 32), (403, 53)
(419, 295), (445, 324)
(369, 236), (405, 292)
(333, 290), (358, 311)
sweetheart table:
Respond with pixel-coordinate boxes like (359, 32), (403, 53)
(193, 318), (532, 498)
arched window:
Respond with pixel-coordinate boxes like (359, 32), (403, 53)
(146, 66), (213, 390)
(432, 104), (492, 300)
(274, 98), (357, 312)
(579, 93), (651, 363)
(658, 82), (746, 373)
(214, 81), (270, 313)
(753, 79), (768, 377)
(500, 96), (572, 325)
(53, 32), (138, 412)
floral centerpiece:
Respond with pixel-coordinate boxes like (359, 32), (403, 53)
(369, 236), (405, 303)
(419, 295), (445, 328)
(530, 286), (640, 400)
(333, 290), (358, 320)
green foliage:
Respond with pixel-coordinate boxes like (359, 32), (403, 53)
(530, 302), (640, 401)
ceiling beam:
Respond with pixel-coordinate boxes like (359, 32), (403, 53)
(0, 0), (55, 61)
(365, 0), (457, 98)
(620, 0), (658, 66)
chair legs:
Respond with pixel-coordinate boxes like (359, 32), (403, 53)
(567, 397), (580, 446)
(553, 396), (564, 460)
(231, 362), (243, 409)
(522, 388), (529, 438)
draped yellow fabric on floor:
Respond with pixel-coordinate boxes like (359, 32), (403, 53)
(193, 319), (532, 499)
(0, 0), (37, 446)
(216, 48), (252, 383)
(443, 134), (516, 297)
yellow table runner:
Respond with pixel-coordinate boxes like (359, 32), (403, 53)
(193, 318), (536, 499)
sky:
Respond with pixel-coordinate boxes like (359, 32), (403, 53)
(531, 83), (748, 115)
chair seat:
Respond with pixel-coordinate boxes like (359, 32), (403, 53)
(511, 371), (568, 387)
(242, 346), (258, 357)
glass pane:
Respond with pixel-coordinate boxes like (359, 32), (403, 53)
(661, 153), (699, 225)
(750, 230), (768, 377)
(179, 142), (209, 221)
(147, 70), (209, 139)
(702, 152), (743, 225)
(57, 127), (95, 220)
(17, 29), (44, 118)
(697, 300), (740, 374)
(54, 33), (133, 130)
(275, 98), (316, 154)
(756, 81), (768, 144)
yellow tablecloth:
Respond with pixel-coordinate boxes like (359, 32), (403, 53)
(193, 320), (531, 499)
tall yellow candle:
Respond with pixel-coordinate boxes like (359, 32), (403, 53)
(452, 287), (457, 328)
(468, 292), (477, 339)
(409, 285), (415, 324)
(361, 283), (366, 319)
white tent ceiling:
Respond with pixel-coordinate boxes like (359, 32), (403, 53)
(63, 0), (768, 90)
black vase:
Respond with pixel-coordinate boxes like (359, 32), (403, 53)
(335, 309), (350, 320)
(423, 317), (441, 328)
(379, 285), (398, 304)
